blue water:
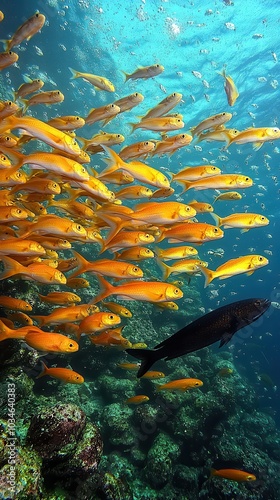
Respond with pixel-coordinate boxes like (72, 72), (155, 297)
(1, 0), (280, 496)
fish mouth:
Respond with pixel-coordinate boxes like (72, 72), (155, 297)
(253, 298), (271, 320)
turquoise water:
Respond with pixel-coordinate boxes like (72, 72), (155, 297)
(0, 1), (280, 499)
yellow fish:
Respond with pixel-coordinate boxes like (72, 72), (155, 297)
(2, 12), (45, 51)
(69, 67), (115, 92)
(123, 64), (164, 82)
(199, 255), (269, 287)
(130, 116), (184, 133)
(211, 212), (269, 232)
(218, 68), (239, 106)
(190, 112), (232, 137)
(228, 127), (280, 150)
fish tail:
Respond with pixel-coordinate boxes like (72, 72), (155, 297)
(36, 361), (48, 379)
(210, 213), (222, 227)
(128, 122), (138, 134)
(19, 98), (28, 115)
(31, 315), (46, 327)
(69, 67), (79, 79)
(121, 70), (130, 83)
(156, 258), (171, 280)
(89, 276), (115, 304)
(0, 319), (12, 341)
(0, 255), (25, 280)
(70, 250), (88, 278)
(173, 179), (191, 193)
(126, 348), (161, 378)
(210, 468), (217, 477)
(199, 266), (215, 287)
(0, 39), (9, 51)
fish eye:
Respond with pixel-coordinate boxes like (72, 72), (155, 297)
(174, 288), (180, 295)
(110, 104), (115, 108)
(109, 315), (114, 320)
(76, 116), (80, 120)
(181, 134), (185, 138)
(144, 234), (150, 239)
(117, 134), (121, 138)
(259, 256), (264, 261)
(69, 342), (74, 347)
(156, 64), (160, 67)
(73, 140), (78, 145)
(255, 299), (261, 306)
(133, 267), (139, 272)
(16, 209), (22, 214)
(7, 101), (12, 106)
(245, 177), (249, 181)
(214, 228), (219, 233)
(144, 141), (149, 145)
(177, 119), (181, 123)
(172, 92), (176, 96)
(5, 137), (11, 142)
(8, 51), (12, 55)
(222, 112), (226, 115)
(195, 382), (200, 386)
(1, 155), (7, 160)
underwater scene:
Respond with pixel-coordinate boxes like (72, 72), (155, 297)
(0, 0), (280, 499)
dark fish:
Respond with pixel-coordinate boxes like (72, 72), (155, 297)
(126, 298), (270, 378)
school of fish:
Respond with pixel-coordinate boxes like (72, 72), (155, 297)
(0, 8), (274, 484)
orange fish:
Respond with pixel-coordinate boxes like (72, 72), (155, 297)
(0, 51), (19, 70)
(14, 77), (44, 100)
(24, 331), (79, 353)
(158, 222), (224, 245)
(36, 361), (84, 384)
(70, 250), (143, 279)
(16, 215), (87, 240)
(211, 212), (269, 232)
(2, 12), (45, 51)
(172, 165), (221, 185)
(179, 174), (253, 193)
(7, 311), (33, 326)
(0, 296), (32, 311)
(115, 247), (155, 261)
(78, 312), (121, 335)
(115, 185), (153, 200)
(0, 101), (19, 119)
(32, 304), (97, 327)
(141, 371), (166, 379)
(66, 277), (90, 289)
(38, 292), (81, 306)
(89, 329), (131, 348)
(90, 276), (183, 304)
(125, 395), (150, 404)
(157, 378), (203, 391)
(102, 301), (132, 318)
(118, 362), (140, 370)
(0, 239), (46, 257)
(211, 468), (256, 482)
(188, 200), (214, 213)
(0, 256), (67, 285)
(0, 322), (45, 342)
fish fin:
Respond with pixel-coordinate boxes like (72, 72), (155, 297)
(89, 276), (115, 304)
(36, 361), (48, 379)
(69, 67), (78, 79)
(121, 70), (130, 83)
(128, 122), (138, 134)
(240, 228), (249, 233)
(253, 141), (263, 151)
(246, 270), (254, 276)
(22, 74), (33, 83)
(0, 39), (9, 51)
(0, 255), (26, 280)
(210, 213), (222, 226)
(155, 258), (171, 280)
(69, 250), (89, 278)
(126, 348), (161, 378)
(219, 331), (234, 347)
(31, 315), (46, 327)
(199, 266), (215, 287)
